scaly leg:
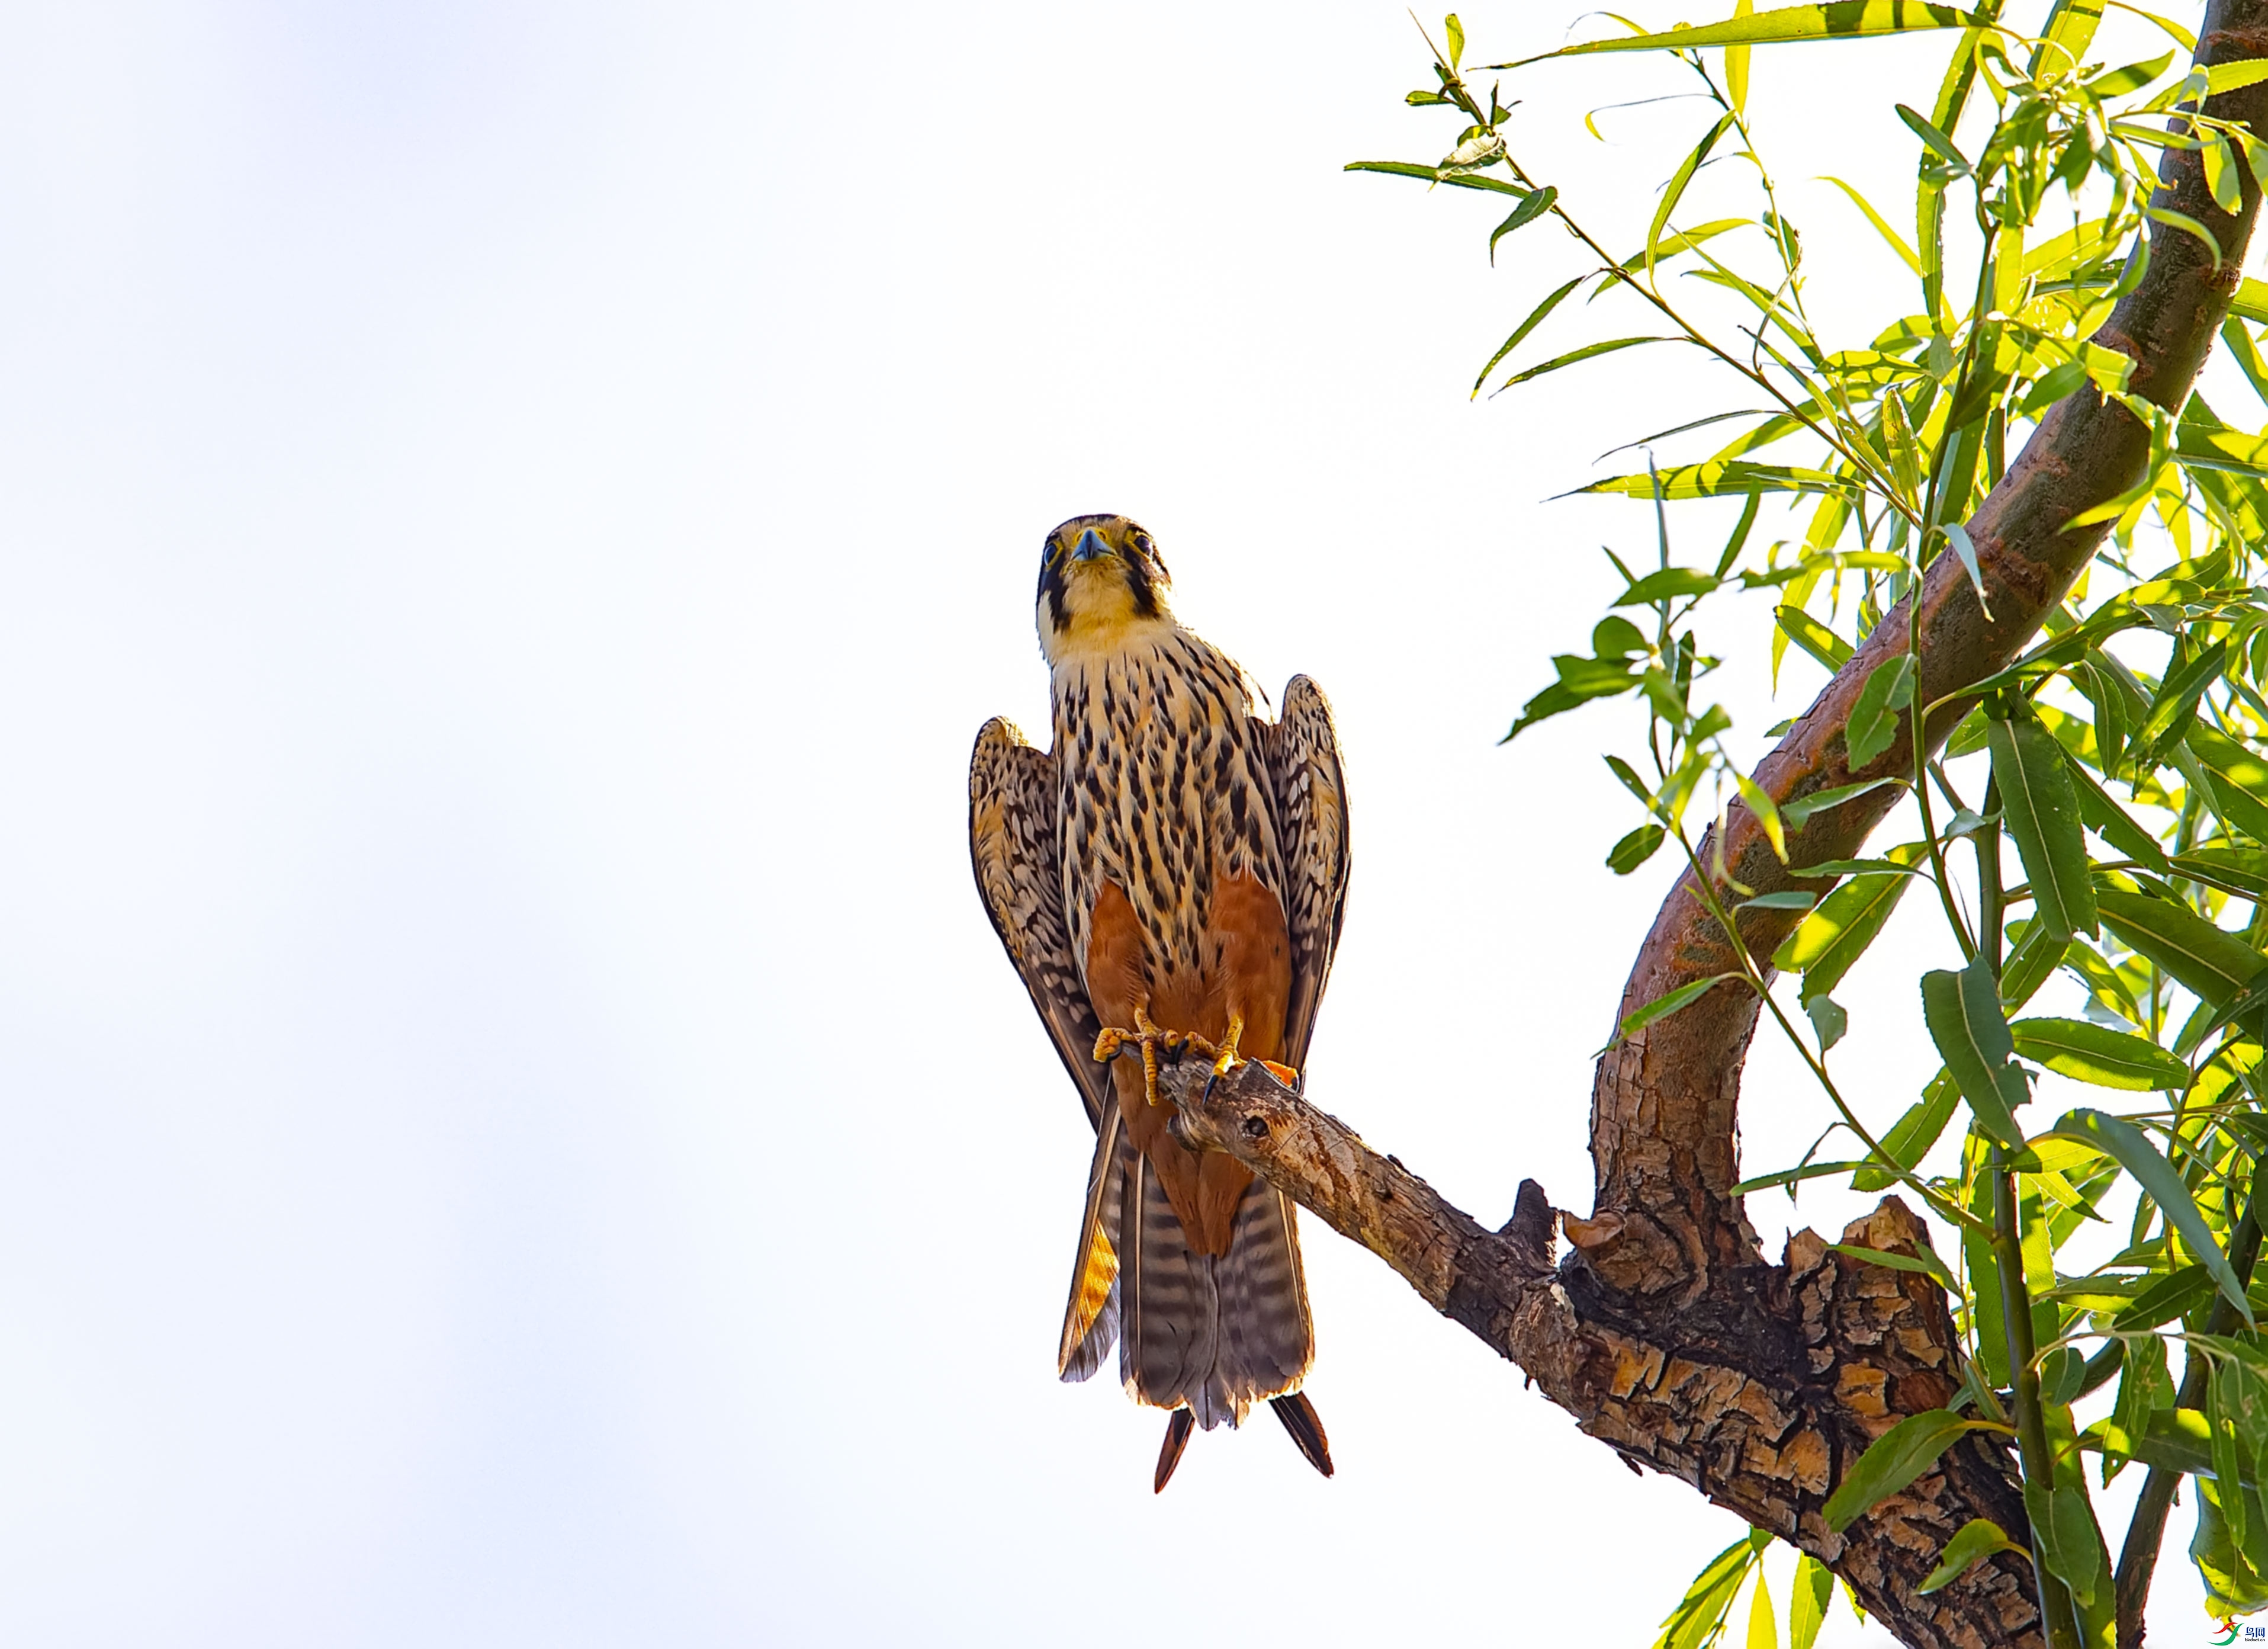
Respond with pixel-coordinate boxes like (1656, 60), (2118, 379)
(1210, 1012), (1245, 1079)
(1094, 1005), (1220, 1109)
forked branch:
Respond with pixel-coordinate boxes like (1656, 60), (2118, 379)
(1167, 6), (2268, 1645)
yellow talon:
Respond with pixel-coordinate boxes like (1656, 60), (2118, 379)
(1210, 1012), (1246, 1080)
(1093, 1006), (1220, 1108)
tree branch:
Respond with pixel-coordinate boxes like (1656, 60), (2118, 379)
(1167, 1059), (2036, 1649)
(1167, 9), (2268, 1646)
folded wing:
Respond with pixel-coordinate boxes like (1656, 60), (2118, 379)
(968, 717), (1111, 1127)
(1261, 676), (1351, 1067)
(968, 717), (1122, 1376)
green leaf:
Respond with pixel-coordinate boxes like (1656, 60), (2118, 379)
(1829, 1239), (1955, 1291)
(2008, 1017), (2189, 1090)
(1619, 217), (1753, 272)
(1652, 1532), (1767, 1649)
(1917, 1518), (2022, 1594)
(1726, 0), (1755, 113)
(1988, 710), (2098, 941)
(1781, 777), (1904, 829)
(1920, 959), (2029, 1148)
(1444, 11), (1465, 69)
(1743, 891), (1821, 910)
(2134, 637), (2227, 758)
(1620, 971), (1752, 1040)
(1733, 1159), (1875, 1194)
(1895, 102), (1970, 173)
(2041, 1346), (2087, 1407)
(2087, 50), (2174, 97)
(2039, 1484), (2102, 1606)
(1822, 1409), (1992, 1532)
(2062, 746), (2169, 872)
(1489, 185), (1557, 264)
(1853, 1070), (1958, 1191)
(1806, 993), (1848, 1051)
(1343, 159), (1528, 197)
(1776, 842), (1928, 996)
(2110, 1262), (2214, 1330)
(2213, 1368), (2249, 1560)
(2207, 58), (2268, 94)
(2174, 845), (2268, 901)
(1817, 175), (1922, 274)
(1789, 1554), (1833, 1649)
(2033, 0), (2106, 76)
(2208, 132), (2244, 216)
(2235, 277), (2268, 326)
(2000, 917), (2069, 1012)
(1746, 1564), (1777, 1649)
(1615, 567), (1722, 605)
(2055, 1107), (2255, 1326)
(2186, 723), (2268, 844)
(1609, 823), (1668, 875)
(1493, 1), (1989, 65)
(1579, 460), (1855, 501)
(1649, 114), (1737, 277)
(1736, 769), (1788, 861)
(1775, 605), (1854, 671)
(1846, 654), (1917, 769)
(1593, 616), (1649, 657)
(1472, 276), (1586, 398)
(1497, 335), (1672, 393)
(2073, 657), (2128, 778)
(2145, 204), (2223, 272)
(2097, 888), (2268, 1007)
(1942, 522), (1988, 609)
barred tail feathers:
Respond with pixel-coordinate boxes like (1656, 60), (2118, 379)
(1119, 1151), (1226, 1421)
(1216, 1183), (1315, 1400)
(1117, 1157), (1315, 1432)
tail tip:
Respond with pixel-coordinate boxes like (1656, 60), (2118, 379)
(1271, 1392), (1335, 1478)
(1153, 1407), (1196, 1493)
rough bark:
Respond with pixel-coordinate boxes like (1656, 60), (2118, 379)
(1162, 10), (2268, 1645)
(1168, 1067), (2035, 1644)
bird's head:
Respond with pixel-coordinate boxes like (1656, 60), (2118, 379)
(1036, 514), (1175, 663)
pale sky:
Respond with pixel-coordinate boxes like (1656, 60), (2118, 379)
(0, 2), (2241, 1644)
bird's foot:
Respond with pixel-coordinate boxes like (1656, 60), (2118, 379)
(1207, 1013), (1246, 1082)
(1195, 1014), (1256, 1106)
(1093, 1007), (1216, 1109)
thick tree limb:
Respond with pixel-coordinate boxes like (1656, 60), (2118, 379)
(1169, 1060), (2035, 1647)
(1164, 10), (2268, 1647)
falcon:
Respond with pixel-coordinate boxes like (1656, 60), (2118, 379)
(968, 513), (1350, 1491)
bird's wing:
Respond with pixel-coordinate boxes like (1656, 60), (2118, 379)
(971, 717), (1126, 1377)
(969, 717), (1113, 1131)
(1262, 676), (1351, 1068)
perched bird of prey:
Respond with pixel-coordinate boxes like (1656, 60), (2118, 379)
(968, 513), (1350, 1491)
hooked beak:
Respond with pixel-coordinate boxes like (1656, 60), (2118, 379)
(1072, 528), (1110, 563)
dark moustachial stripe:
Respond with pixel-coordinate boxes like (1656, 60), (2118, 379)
(1123, 559), (1160, 620)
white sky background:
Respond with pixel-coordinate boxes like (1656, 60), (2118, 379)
(0, 1), (2253, 1644)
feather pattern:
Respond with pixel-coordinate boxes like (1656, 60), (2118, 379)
(968, 718), (1114, 1131)
(969, 516), (1350, 1477)
(1261, 675), (1351, 1069)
